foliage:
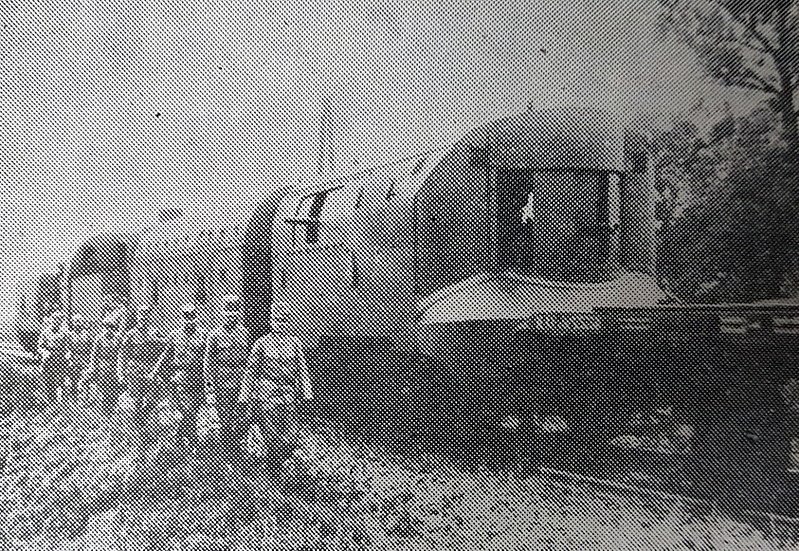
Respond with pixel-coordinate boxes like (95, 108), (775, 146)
(655, 107), (799, 302)
(658, 0), (799, 153)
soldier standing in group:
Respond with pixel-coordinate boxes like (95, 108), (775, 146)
(117, 306), (165, 441)
(203, 295), (249, 462)
(153, 304), (207, 453)
(103, 294), (128, 331)
(68, 315), (93, 401)
(82, 314), (123, 414)
(37, 310), (70, 405)
(243, 305), (312, 468)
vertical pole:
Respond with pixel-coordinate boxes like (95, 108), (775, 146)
(784, 377), (799, 475)
(62, 261), (72, 327)
(318, 96), (332, 180)
(327, 99), (335, 177)
(317, 98), (324, 179)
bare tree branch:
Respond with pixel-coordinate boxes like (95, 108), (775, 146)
(658, 0), (799, 152)
(725, 7), (779, 54)
(739, 66), (781, 92)
(731, 75), (780, 93)
(739, 40), (771, 56)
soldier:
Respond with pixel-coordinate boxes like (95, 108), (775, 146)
(68, 314), (93, 400)
(103, 294), (128, 330)
(153, 304), (207, 452)
(37, 310), (70, 405)
(82, 314), (123, 414)
(117, 305), (165, 437)
(203, 295), (249, 462)
(243, 305), (312, 468)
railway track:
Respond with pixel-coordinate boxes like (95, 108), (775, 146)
(469, 417), (799, 536)
(538, 465), (799, 542)
(508, 430), (799, 539)
(314, 398), (799, 541)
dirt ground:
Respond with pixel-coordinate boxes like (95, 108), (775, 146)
(0, 398), (794, 551)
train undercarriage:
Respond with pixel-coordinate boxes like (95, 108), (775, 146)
(411, 306), (798, 427)
(306, 303), (799, 511)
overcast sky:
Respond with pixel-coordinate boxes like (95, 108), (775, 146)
(0, 0), (757, 324)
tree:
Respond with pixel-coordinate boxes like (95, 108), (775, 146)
(655, 108), (799, 302)
(659, 0), (799, 155)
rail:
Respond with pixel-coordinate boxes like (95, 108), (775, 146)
(539, 466), (799, 541)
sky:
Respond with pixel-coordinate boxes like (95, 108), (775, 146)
(0, 0), (760, 324)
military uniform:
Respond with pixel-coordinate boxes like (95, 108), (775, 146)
(157, 322), (207, 448)
(243, 331), (312, 464)
(103, 295), (128, 330)
(38, 315), (70, 403)
(107, 305), (128, 332)
(68, 322), (94, 399)
(85, 322), (122, 414)
(204, 301), (249, 459)
(118, 322), (166, 427)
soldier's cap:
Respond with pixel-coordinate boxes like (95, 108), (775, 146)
(51, 310), (65, 319)
(71, 314), (84, 324)
(137, 305), (152, 314)
(102, 314), (118, 326)
(181, 304), (197, 317)
(223, 295), (240, 314)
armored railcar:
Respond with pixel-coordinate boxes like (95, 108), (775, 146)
(268, 108), (662, 346)
(258, 108), (673, 420)
(129, 212), (244, 335)
(127, 191), (289, 338)
(66, 233), (138, 330)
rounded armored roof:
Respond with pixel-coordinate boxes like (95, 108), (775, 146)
(451, 107), (627, 171)
(68, 232), (139, 279)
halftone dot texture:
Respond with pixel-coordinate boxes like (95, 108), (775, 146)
(3, 0), (799, 549)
